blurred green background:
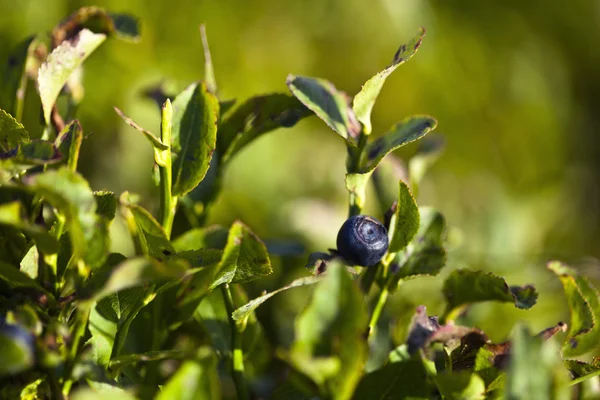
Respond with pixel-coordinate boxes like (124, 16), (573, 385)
(2, 0), (599, 346)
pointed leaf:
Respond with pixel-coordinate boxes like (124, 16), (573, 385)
(0, 108), (28, 152)
(388, 180), (420, 252)
(442, 269), (538, 322)
(360, 115), (437, 173)
(200, 25), (217, 94)
(114, 107), (168, 151)
(55, 120), (83, 171)
(353, 27), (426, 134)
(290, 261), (368, 399)
(548, 261), (600, 357)
(38, 28), (106, 124)
(287, 75), (360, 145)
(94, 191), (117, 221)
(0, 201), (58, 254)
(0, 37), (35, 118)
(388, 207), (446, 288)
(156, 352), (221, 400)
(170, 82), (219, 196)
(0, 139), (62, 183)
(218, 93), (310, 161)
(232, 275), (323, 322)
(173, 225), (228, 252)
(109, 349), (195, 370)
(24, 168), (108, 267)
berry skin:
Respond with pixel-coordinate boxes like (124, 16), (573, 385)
(336, 215), (389, 267)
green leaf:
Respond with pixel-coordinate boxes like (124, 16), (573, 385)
(0, 323), (35, 377)
(109, 349), (195, 370)
(360, 115), (437, 173)
(218, 93), (310, 161)
(0, 261), (55, 303)
(52, 7), (141, 44)
(156, 351), (221, 400)
(289, 261), (368, 399)
(55, 120), (83, 171)
(38, 28), (106, 125)
(352, 355), (431, 400)
(24, 168), (108, 267)
(547, 261), (600, 357)
(232, 275), (323, 322)
(434, 371), (486, 400)
(200, 24), (217, 94)
(210, 220), (272, 287)
(388, 207), (446, 288)
(504, 325), (570, 400)
(388, 180), (420, 253)
(71, 388), (138, 400)
(120, 197), (175, 259)
(352, 27), (426, 135)
(114, 106), (169, 153)
(0, 140), (62, 183)
(565, 358), (600, 378)
(172, 225), (228, 252)
(0, 108), (29, 152)
(0, 37), (35, 118)
(287, 75), (361, 145)
(442, 269), (538, 322)
(171, 82), (219, 196)
(345, 172), (372, 213)
(94, 191), (117, 220)
(0, 201), (58, 254)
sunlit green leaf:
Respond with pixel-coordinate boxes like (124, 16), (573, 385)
(200, 24), (217, 94)
(352, 27), (426, 134)
(232, 275), (323, 322)
(218, 93), (310, 161)
(434, 371), (486, 400)
(156, 350), (221, 400)
(0, 201), (58, 254)
(172, 225), (228, 252)
(388, 180), (420, 253)
(38, 28), (106, 125)
(287, 75), (361, 145)
(548, 261), (600, 357)
(360, 116), (437, 173)
(55, 120), (82, 171)
(0, 140), (62, 183)
(25, 168), (108, 267)
(290, 261), (368, 399)
(171, 82), (219, 196)
(71, 387), (138, 400)
(114, 106), (168, 153)
(442, 269), (538, 322)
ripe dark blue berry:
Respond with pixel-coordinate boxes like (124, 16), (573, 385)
(336, 215), (389, 267)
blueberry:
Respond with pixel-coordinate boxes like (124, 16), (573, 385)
(336, 215), (389, 267)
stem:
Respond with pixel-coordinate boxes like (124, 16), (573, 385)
(158, 99), (177, 238)
(221, 284), (249, 400)
(569, 369), (600, 387)
(368, 287), (388, 338)
(62, 305), (91, 396)
(346, 134), (368, 217)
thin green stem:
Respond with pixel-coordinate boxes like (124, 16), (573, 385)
(221, 284), (249, 400)
(62, 305), (91, 396)
(569, 369), (600, 387)
(158, 99), (177, 238)
(368, 286), (388, 338)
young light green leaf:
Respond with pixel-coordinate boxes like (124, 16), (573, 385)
(287, 75), (360, 145)
(442, 269), (538, 322)
(156, 353), (221, 400)
(218, 93), (311, 161)
(388, 207), (446, 289)
(388, 180), (420, 252)
(290, 261), (368, 399)
(120, 197), (175, 259)
(0, 37), (35, 118)
(548, 261), (600, 357)
(360, 116), (437, 173)
(209, 220), (272, 288)
(232, 275), (323, 322)
(352, 355), (431, 400)
(0, 201), (58, 254)
(171, 82), (219, 196)
(71, 389), (138, 400)
(353, 27), (426, 135)
(0, 108), (29, 152)
(24, 168), (108, 267)
(38, 28), (106, 125)
(200, 25), (217, 94)
(504, 325), (570, 400)
(434, 371), (486, 400)
(55, 120), (83, 171)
